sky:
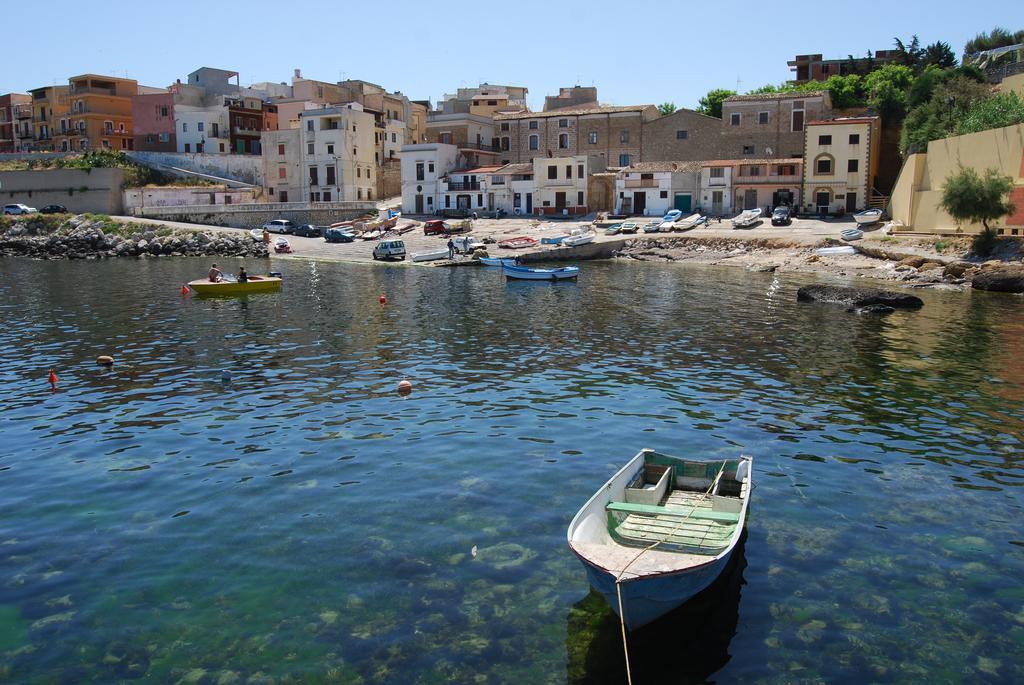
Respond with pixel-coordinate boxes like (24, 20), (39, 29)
(3, 0), (1022, 111)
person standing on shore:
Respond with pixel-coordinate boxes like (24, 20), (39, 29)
(447, 238), (456, 259)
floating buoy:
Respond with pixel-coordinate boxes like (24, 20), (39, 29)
(379, 294), (387, 305)
(96, 355), (114, 366)
(48, 369), (58, 386)
(220, 370), (232, 383)
(397, 379), (412, 394)
(181, 284), (190, 295)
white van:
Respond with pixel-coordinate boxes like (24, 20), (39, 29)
(372, 239), (406, 261)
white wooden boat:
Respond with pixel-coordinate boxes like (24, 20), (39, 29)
(502, 264), (579, 281)
(410, 248), (449, 262)
(841, 228), (864, 241)
(360, 229), (383, 240)
(675, 213), (703, 231)
(479, 256), (518, 266)
(854, 208), (883, 225)
(568, 449), (752, 630)
(562, 229), (595, 247)
(658, 209), (683, 230)
(814, 245), (856, 256)
(731, 208), (762, 228)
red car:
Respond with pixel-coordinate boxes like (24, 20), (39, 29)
(423, 220), (450, 236)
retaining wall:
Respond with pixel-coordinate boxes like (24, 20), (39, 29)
(127, 151), (263, 186)
(0, 168), (124, 214)
(134, 200), (378, 228)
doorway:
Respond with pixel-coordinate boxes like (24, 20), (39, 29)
(525, 193), (533, 214)
(846, 192), (857, 213)
(743, 189), (758, 210)
(415, 194), (424, 213)
(673, 193), (692, 212)
(555, 192), (566, 210)
(815, 191), (830, 215)
(632, 191), (646, 215)
(711, 191), (723, 215)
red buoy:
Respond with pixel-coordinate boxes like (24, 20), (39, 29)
(181, 284), (190, 295)
(48, 369), (58, 386)
(398, 379), (412, 394)
(379, 294), (387, 305)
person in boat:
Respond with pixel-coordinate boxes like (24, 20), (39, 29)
(447, 238), (455, 259)
(208, 263), (223, 282)
(236, 266), (248, 283)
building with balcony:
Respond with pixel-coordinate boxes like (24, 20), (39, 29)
(227, 96), (276, 154)
(699, 161), (735, 216)
(132, 92), (177, 152)
(438, 165), (503, 214)
(615, 161), (702, 216)
(27, 86), (69, 152)
(494, 105), (660, 167)
(720, 91), (832, 160)
(399, 142), (461, 214)
(802, 116), (881, 214)
(532, 154), (606, 216)
(59, 74), (139, 152)
(483, 163), (535, 215)
(788, 51), (898, 84)
(261, 103), (376, 203)
(698, 157), (803, 216)
(0, 94), (31, 153)
(424, 112), (499, 169)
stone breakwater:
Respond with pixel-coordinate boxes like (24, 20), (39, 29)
(0, 215), (267, 260)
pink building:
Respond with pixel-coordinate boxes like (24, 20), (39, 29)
(132, 92), (177, 152)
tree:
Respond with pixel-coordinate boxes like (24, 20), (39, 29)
(921, 41), (957, 70)
(964, 27), (1024, 57)
(865, 64), (915, 119)
(901, 76), (994, 152)
(696, 89), (736, 119)
(657, 102), (677, 115)
(893, 35), (924, 70)
(956, 92), (1024, 135)
(818, 74), (864, 108)
(941, 166), (1015, 253)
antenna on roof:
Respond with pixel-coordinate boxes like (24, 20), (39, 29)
(735, 75), (742, 92)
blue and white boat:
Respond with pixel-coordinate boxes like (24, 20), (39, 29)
(479, 256), (518, 266)
(568, 448), (752, 630)
(541, 235), (569, 245)
(658, 209), (683, 230)
(502, 264), (579, 281)
(853, 208), (883, 225)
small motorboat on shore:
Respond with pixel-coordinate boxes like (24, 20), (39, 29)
(497, 236), (539, 249)
(273, 237), (292, 253)
(604, 223), (623, 236)
(675, 213), (703, 231)
(411, 248), (449, 262)
(562, 229), (595, 247)
(503, 264), (579, 281)
(815, 245), (857, 256)
(188, 275), (282, 296)
(541, 234), (569, 245)
(568, 448), (752, 630)
(479, 256), (518, 266)
(360, 229), (383, 241)
(731, 208), (762, 228)
(642, 221), (662, 233)
(841, 228), (864, 241)
(658, 209), (683, 230)
(854, 208), (883, 225)
(618, 222), (639, 234)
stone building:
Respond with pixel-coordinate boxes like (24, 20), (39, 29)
(544, 86), (599, 111)
(719, 91), (832, 160)
(640, 108), (728, 162)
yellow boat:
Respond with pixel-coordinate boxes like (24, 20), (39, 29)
(187, 276), (282, 296)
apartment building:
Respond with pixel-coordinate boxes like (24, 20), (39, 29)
(424, 112), (499, 169)
(802, 116), (881, 214)
(59, 75), (139, 152)
(0, 94), (31, 153)
(399, 142), (461, 214)
(27, 86), (69, 152)
(494, 105), (660, 167)
(262, 104), (376, 203)
(615, 161), (702, 216)
(435, 83), (528, 116)
(484, 163), (535, 215)
(437, 165), (503, 214)
(719, 91), (832, 160)
(788, 51), (898, 84)
(697, 158), (803, 216)
(132, 92), (177, 152)
(532, 154), (606, 216)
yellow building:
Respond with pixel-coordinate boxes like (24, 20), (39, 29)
(27, 85), (69, 151)
(58, 74), (138, 152)
(801, 116), (881, 214)
(889, 123), (1024, 235)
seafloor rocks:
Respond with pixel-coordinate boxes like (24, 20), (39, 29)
(797, 284), (924, 309)
(971, 266), (1024, 293)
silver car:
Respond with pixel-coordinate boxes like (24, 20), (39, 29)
(261, 219), (295, 234)
(3, 203), (37, 215)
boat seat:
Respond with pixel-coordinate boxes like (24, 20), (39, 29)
(606, 501), (741, 523)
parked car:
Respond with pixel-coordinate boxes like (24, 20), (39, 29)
(292, 224), (323, 237)
(40, 204), (68, 214)
(261, 219), (295, 234)
(324, 227), (356, 243)
(372, 239), (406, 261)
(423, 219), (451, 236)
(3, 203), (37, 215)
(771, 206), (792, 226)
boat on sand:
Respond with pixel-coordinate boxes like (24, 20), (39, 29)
(567, 448), (752, 630)
(497, 236), (539, 249)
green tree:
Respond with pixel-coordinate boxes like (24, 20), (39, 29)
(921, 41), (957, 69)
(865, 64), (915, 119)
(901, 76), (993, 152)
(956, 92), (1024, 135)
(818, 74), (864, 108)
(893, 35), (924, 70)
(657, 102), (677, 115)
(696, 88), (736, 119)
(964, 27), (1024, 57)
(940, 166), (1015, 253)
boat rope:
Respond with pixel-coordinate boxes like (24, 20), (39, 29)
(612, 461), (727, 685)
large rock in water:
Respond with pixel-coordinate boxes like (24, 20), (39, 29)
(972, 267), (1024, 293)
(797, 284), (924, 309)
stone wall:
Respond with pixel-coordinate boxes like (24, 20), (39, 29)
(641, 109), (726, 162)
(134, 200), (377, 228)
(502, 112), (648, 166)
(0, 168), (124, 214)
(377, 158), (402, 200)
(127, 151), (263, 186)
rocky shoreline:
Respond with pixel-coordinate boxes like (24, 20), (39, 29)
(615, 235), (1024, 293)
(0, 214), (268, 260)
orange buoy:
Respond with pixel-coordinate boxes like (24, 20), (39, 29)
(96, 355), (114, 366)
(397, 379), (412, 394)
(48, 369), (58, 385)
(181, 284), (190, 295)
(379, 294), (387, 305)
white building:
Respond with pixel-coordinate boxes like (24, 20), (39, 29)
(438, 165), (503, 214)
(615, 161), (701, 216)
(297, 104), (377, 202)
(699, 162), (736, 216)
(262, 129), (301, 202)
(532, 154), (604, 216)
(484, 163), (535, 215)
(802, 116), (881, 214)
(399, 142), (460, 214)
(175, 103), (230, 154)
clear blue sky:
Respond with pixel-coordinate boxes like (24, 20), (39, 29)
(3, 0), (1021, 111)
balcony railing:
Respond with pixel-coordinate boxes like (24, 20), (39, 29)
(734, 174), (801, 184)
(69, 86), (118, 96)
(233, 126), (262, 136)
(623, 179), (658, 188)
(444, 181), (481, 191)
(13, 105), (32, 119)
(457, 141), (495, 152)
(706, 177), (727, 186)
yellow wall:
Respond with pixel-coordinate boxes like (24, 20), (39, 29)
(889, 123), (1024, 234)
(998, 73), (1024, 96)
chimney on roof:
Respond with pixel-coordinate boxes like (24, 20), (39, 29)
(294, 69), (302, 79)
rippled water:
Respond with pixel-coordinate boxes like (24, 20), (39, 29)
(1, 256), (1022, 684)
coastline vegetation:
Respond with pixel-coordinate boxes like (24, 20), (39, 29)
(0, 151), (215, 188)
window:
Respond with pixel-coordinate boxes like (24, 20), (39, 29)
(198, 122), (204, 132)
(219, 143), (224, 152)
(353, 148), (356, 156)
(676, 130), (688, 139)
(577, 164), (584, 178)
(588, 132), (598, 144)
(816, 156), (833, 174)
(848, 159), (859, 172)
(529, 134), (538, 150)
(619, 130), (629, 143)
(391, 133), (396, 143)
(513, 193), (521, 208)
(445, 195), (450, 208)
(357, 189), (362, 199)
(182, 122), (188, 132)
(501, 137), (510, 151)
(323, 191), (331, 202)
(529, 121), (538, 130)
(184, 143), (190, 152)
(327, 143), (334, 154)
(742, 145), (755, 155)
(558, 133), (568, 149)
(566, 165), (572, 179)
(440, 133), (450, 144)
(818, 134), (832, 145)
(747, 165), (761, 176)
(758, 112), (769, 124)
(559, 119), (568, 128)
(730, 113), (740, 126)
(427, 196), (433, 206)
(278, 167), (286, 179)
(619, 154), (630, 166)
(416, 163), (424, 181)
(307, 142), (314, 155)
(326, 166), (335, 185)
(278, 143), (285, 155)
(428, 162), (434, 173)
(487, 100), (497, 106)
(145, 134), (154, 143)
(309, 167), (319, 185)
(158, 132), (170, 143)
(279, 190), (288, 202)
(548, 166), (557, 180)
(849, 134), (860, 145)
(500, 122), (509, 131)
(477, 194), (483, 206)
(306, 120), (314, 132)
(356, 168), (361, 178)
(660, 191), (668, 199)
(710, 167), (725, 178)
(578, 191), (584, 205)
(160, 106), (169, 117)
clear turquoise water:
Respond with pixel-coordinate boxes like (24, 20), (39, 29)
(0, 256), (1022, 684)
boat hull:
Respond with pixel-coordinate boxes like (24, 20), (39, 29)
(502, 265), (579, 281)
(562, 235), (594, 247)
(576, 548), (734, 630)
(854, 210), (882, 225)
(479, 257), (517, 266)
(188, 277), (282, 296)
(411, 250), (448, 262)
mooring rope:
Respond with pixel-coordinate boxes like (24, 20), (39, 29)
(613, 461), (727, 685)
